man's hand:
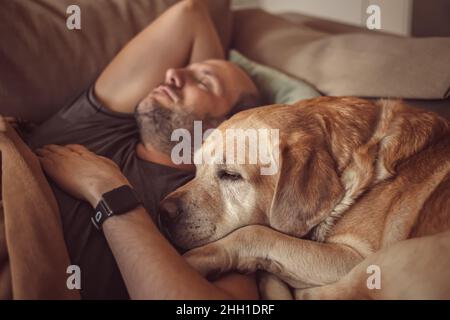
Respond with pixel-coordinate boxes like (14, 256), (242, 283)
(36, 144), (130, 206)
(36, 143), (259, 300)
(1, 116), (19, 130)
(0, 116), (37, 132)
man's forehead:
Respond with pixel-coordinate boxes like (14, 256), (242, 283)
(189, 60), (225, 72)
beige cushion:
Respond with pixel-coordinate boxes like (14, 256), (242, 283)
(280, 12), (379, 35)
(233, 9), (450, 100)
(0, 0), (231, 123)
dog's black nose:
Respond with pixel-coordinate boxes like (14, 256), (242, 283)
(158, 198), (184, 228)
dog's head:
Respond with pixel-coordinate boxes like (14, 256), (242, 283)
(158, 102), (346, 250)
(159, 97), (449, 250)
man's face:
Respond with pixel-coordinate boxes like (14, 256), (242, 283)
(134, 60), (257, 154)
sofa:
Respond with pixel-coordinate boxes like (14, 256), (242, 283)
(1, 0), (449, 124)
(1, 0), (450, 301)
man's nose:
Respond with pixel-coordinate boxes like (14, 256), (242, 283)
(165, 68), (184, 88)
(158, 197), (184, 228)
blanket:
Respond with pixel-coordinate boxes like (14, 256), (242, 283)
(0, 116), (79, 299)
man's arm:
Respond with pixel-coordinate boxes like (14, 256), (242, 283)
(102, 206), (257, 299)
(36, 144), (258, 300)
(95, 0), (224, 114)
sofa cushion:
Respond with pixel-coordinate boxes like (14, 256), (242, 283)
(232, 9), (450, 100)
(229, 50), (320, 104)
(0, 0), (232, 123)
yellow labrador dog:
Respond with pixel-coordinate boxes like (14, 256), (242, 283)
(297, 229), (450, 299)
(159, 97), (450, 299)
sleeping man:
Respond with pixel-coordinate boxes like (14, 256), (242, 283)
(26, 0), (261, 299)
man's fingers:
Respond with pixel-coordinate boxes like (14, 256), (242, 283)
(37, 155), (54, 166)
(37, 154), (57, 175)
(35, 147), (55, 157)
(3, 116), (17, 123)
(41, 144), (73, 156)
(0, 116), (18, 131)
(35, 147), (65, 164)
(3, 117), (18, 128)
(65, 144), (90, 155)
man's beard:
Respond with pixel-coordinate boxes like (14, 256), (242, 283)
(134, 98), (223, 156)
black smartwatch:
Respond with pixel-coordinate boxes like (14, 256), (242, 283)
(91, 185), (142, 230)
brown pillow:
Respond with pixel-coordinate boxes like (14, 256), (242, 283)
(0, 0), (231, 123)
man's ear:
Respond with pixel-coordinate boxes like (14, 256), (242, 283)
(269, 142), (344, 238)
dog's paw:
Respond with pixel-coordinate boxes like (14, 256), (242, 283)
(183, 243), (234, 279)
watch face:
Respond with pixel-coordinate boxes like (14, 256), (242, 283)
(102, 185), (141, 215)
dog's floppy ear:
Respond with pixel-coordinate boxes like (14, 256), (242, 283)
(269, 137), (344, 238)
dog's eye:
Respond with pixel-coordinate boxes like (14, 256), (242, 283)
(217, 170), (242, 181)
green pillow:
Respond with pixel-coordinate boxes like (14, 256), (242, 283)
(229, 50), (321, 105)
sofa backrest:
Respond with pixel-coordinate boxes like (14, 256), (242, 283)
(0, 0), (231, 123)
(232, 9), (450, 102)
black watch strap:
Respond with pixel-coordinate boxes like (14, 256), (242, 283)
(91, 185), (141, 230)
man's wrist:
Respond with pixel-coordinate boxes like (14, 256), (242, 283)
(101, 205), (146, 230)
(89, 183), (142, 230)
(86, 179), (132, 207)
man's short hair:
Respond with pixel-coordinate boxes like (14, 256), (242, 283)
(228, 90), (262, 118)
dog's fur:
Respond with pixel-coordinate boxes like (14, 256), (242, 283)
(159, 97), (450, 299)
